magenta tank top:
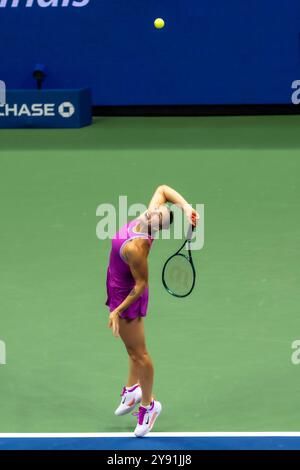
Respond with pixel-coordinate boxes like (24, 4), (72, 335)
(107, 219), (154, 290)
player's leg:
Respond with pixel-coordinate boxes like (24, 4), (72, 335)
(119, 317), (153, 406)
(113, 335), (142, 416)
(118, 316), (161, 437)
(128, 355), (139, 387)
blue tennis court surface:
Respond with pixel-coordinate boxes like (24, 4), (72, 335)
(1, 433), (300, 450)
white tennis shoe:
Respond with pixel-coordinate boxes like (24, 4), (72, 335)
(114, 384), (142, 416)
(133, 400), (162, 437)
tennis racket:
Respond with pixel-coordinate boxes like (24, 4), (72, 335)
(162, 224), (196, 297)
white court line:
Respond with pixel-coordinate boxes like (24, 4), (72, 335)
(1, 432), (300, 438)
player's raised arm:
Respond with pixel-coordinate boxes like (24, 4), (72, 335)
(148, 185), (199, 226)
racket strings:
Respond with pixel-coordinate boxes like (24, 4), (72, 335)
(163, 254), (194, 297)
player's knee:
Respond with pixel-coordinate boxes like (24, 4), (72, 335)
(128, 348), (149, 365)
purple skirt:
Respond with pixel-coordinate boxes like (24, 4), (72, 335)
(106, 273), (149, 320)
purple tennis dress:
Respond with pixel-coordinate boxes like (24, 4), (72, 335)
(105, 219), (154, 320)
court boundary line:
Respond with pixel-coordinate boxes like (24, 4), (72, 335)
(1, 432), (300, 438)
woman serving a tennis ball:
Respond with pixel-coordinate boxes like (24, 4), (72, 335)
(106, 185), (198, 437)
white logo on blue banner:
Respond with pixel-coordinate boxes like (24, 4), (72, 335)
(58, 102), (75, 118)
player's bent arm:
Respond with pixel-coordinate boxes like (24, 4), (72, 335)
(148, 184), (190, 211)
(148, 185), (199, 225)
(115, 242), (149, 315)
(160, 185), (190, 211)
(148, 185), (167, 211)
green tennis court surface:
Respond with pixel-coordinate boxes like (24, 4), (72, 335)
(0, 116), (300, 432)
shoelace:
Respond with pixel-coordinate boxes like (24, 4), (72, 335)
(133, 406), (148, 426)
(120, 386), (127, 397)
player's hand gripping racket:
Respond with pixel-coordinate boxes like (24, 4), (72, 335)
(162, 224), (196, 297)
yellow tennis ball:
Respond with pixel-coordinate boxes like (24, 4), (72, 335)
(154, 18), (165, 29)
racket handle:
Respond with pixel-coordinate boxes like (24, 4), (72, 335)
(187, 223), (195, 240)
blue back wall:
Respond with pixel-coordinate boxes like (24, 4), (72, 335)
(1, 0), (300, 105)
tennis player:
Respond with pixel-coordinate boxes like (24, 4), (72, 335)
(106, 185), (198, 437)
